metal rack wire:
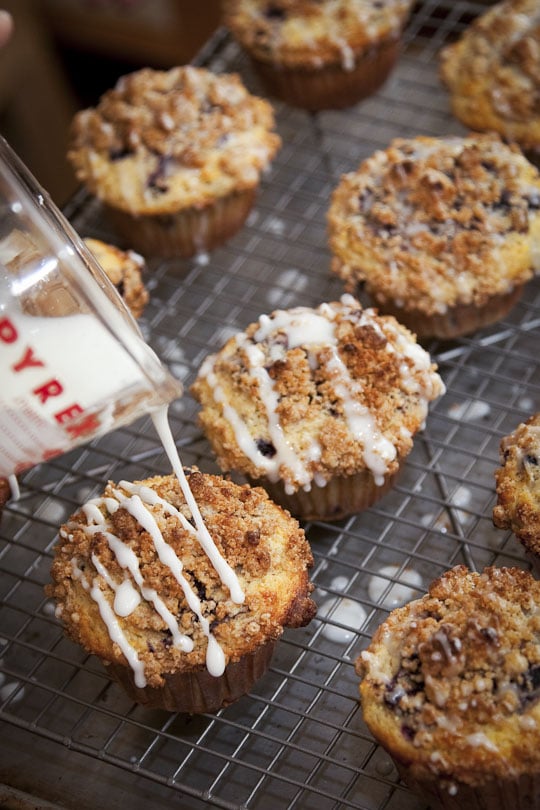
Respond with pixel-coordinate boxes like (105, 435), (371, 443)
(1, 2), (537, 808)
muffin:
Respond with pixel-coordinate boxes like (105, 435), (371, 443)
(47, 470), (316, 713)
(493, 412), (540, 566)
(440, 0), (540, 163)
(357, 565), (540, 810)
(67, 66), (281, 258)
(222, 0), (415, 111)
(328, 133), (540, 340)
(190, 294), (445, 521)
(84, 238), (149, 319)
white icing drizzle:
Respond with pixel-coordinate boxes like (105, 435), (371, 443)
(74, 485), (234, 678)
(152, 407), (244, 605)
(114, 580), (142, 617)
(324, 345), (395, 486)
(112, 490), (225, 663)
(66, 405), (243, 685)
(91, 582), (147, 687)
(94, 528), (193, 653)
(338, 39), (355, 71)
(198, 356), (270, 461)
(82, 501), (108, 524)
(197, 295), (443, 491)
(120, 481), (245, 592)
(71, 559), (147, 688)
(91, 553), (141, 618)
(238, 337), (314, 492)
(448, 399), (491, 422)
(359, 648), (391, 685)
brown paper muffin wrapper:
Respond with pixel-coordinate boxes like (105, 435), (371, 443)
(395, 760), (540, 810)
(373, 284), (524, 341)
(249, 37), (400, 111)
(106, 186), (257, 259)
(106, 638), (276, 714)
(256, 469), (399, 522)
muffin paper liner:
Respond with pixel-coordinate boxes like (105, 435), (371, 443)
(106, 187), (257, 258)
(257, 469), (399, 521)
(374, 284), (525, 340)
(249, 38), (400, 111)
(107, 638), (276, 714)
(396, 760), (540, 810)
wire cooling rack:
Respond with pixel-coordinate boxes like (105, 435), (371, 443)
(1, 2), (537, 808)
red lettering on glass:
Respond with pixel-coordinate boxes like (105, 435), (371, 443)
(0, 316), (18, 343)
(12, 346), (45, 372)
(33, 378), (64, 403)
(54, 403), (83, 424)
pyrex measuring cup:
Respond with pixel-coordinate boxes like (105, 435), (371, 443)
(0, 135), (183, 478)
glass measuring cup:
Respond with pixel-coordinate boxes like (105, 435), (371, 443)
(0, 135), (183, 478)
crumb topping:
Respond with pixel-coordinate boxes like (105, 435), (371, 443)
(223, 0), (414, 68)
(68, 66), (281, 213)
(328, 133), (540, 314)
(440, 0), (540, 149)
(494, 413), (540, 554)
(84, 237), (149, 319)
(191, 295), (444, 492)
(358, 566), (540, 783)
(47, 471), (316, 687)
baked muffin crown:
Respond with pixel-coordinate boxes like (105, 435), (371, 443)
(67, 66), (282, 213)
(70, 67), (274, 159)
(440, 0), (540, 150)
(328, 133), (540, 315)
(223, 0), (414, 67)
(191, 295), (445, 493)
(48, 471), (316, 688)
(358, 565), (540, 784)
